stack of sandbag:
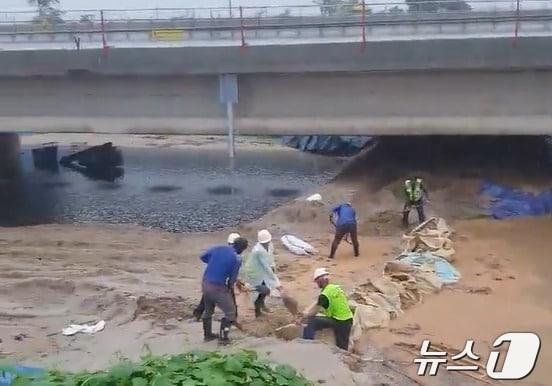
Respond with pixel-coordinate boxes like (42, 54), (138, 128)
(384, 260), (443, 309)
(348, 277), (403, 348)
(348, 264), (443, 348)
(349, 304), (391, 347)
(348, 219), (458, 347)
(398, 217), (461, 286)
(351, 277), (403, 318)
(402, 217), (455, 262)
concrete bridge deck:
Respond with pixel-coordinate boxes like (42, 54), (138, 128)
(1, 70), (551, 135)
(1, 36), (551, 77)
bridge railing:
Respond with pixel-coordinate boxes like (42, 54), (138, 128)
(0, 0), (551, 48)
(1, 0), (551, 32)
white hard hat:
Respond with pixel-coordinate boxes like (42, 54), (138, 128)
(257, 229), (272, 244)
(227, 233), (240, 244)
(313, 268), (330, 281)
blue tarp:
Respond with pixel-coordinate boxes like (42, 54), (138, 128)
(0, 366), (43, 386)
(480, 180), (552, 219)
(397, 253), (461, 285)
(282, 136), (374, 156)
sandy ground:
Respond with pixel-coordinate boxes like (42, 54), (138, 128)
(2, 134), (552, 385)
(0, 208), (411, 385)
(368, 218), (552, 386)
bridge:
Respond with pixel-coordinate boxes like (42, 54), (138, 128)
(0, 1), (552, 138)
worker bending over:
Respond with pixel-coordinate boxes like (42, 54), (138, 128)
(200, 237), (248, 344)
(329, 202), (359, 259)
(299, 268), (353, 351)
(403, 176), (429, 227)
(193, 232), (241, 321)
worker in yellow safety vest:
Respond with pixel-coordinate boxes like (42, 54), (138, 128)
(403, 176), (429, 227)
(298, 268), (353, 350)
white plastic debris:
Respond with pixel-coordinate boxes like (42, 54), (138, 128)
(62, 320), (106, 336)
(306, 193), (322, 202)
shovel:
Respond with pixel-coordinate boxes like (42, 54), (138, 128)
(281, 291), (300, 317)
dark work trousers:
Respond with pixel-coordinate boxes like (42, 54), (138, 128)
(330, 223), (359, 259)
(403, 199), (426, 226)
(193, 295), (205, 320)
(303, 316), (353, 350)
(254, 282), (271, 316)
(194, 287), (237, 320)
(201, 282), (237, 323)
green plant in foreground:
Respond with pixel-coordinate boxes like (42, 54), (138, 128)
(8, 351), (312, 386)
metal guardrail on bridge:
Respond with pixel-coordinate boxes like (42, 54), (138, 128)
(0, 0), (551, 49)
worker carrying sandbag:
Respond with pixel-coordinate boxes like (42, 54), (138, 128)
(403, 176), (429, 227)
(297, 268), (353, 351)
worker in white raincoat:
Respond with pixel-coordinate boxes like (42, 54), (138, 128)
(240, 229), (282, 317)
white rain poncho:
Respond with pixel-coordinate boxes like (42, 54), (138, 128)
(241, 242), (280, 291)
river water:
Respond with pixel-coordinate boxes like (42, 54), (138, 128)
(0, 145), (343, 232)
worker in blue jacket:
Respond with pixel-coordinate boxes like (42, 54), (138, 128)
(193, 233), (241, 321)
(200, 237), (248, 344)
(329, 202), (359, 259)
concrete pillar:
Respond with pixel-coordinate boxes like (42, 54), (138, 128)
(0, 133), (21, 178)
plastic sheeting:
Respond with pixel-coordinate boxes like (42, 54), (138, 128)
(397, 252), (461, 285)
(281, 136), (375, 156)
(480, 180), (552, 219)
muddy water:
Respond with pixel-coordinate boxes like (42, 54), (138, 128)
(0, 146), (343, 232)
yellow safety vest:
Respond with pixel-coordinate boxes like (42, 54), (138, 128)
(321, 284), (353, 321)
(405, 178), (423, 202)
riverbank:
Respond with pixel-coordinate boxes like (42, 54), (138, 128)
(0, 200), (408, 386)
(2, 135), (552, 385)
(2, 183), (551, 385)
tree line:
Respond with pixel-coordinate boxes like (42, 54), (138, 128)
(315, 0), (471, 16)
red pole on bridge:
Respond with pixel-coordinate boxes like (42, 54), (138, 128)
(513, 0), (520, 46)
(361, 0), (367, 51)
(100, 10), (108, 53)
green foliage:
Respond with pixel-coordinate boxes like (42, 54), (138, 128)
(386, 6), (406, 15)
(28, 0), (64, 25)
(315, 0), (366, 16)
(8, 351), (312, 386)
(27, 0), (59, 7)
(405, 0), (472, 13)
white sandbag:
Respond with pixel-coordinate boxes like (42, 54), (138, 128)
(62, 320), (105, 336)
(281, 235), (318, 256)
(306, 193), (322, 202)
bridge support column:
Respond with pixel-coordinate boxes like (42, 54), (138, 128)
(0, 133), (21, 178)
